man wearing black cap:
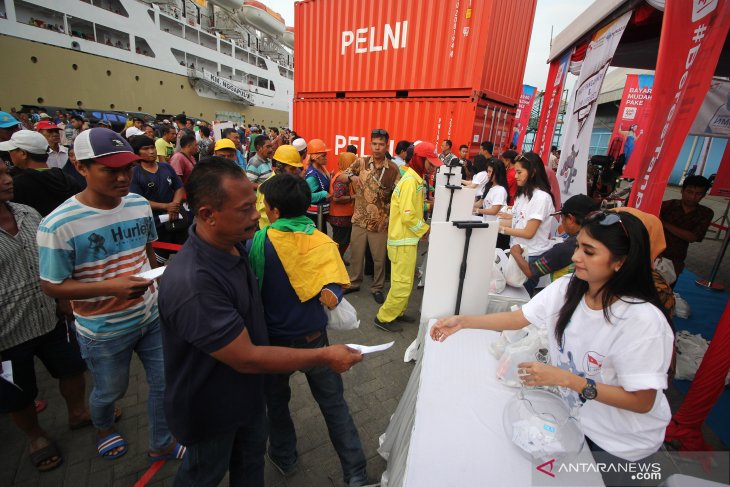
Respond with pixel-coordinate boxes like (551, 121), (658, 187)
(510, 194), (599, 286)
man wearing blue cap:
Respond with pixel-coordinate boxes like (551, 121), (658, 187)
(0, 111), (21, 165)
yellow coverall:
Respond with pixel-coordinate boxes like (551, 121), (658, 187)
(376, 167), (429, 322)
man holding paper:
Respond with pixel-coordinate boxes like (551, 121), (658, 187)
(158, 161), (363, 487)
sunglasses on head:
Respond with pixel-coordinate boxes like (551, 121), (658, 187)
(584, 210), (628, 236)
(371, 129), (389, 138)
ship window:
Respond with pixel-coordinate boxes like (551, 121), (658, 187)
(200, 31), (216, 51)
(257, 78), (268, 89)
(220, 41), (232, 57)
(160, 16), (183, 39)
(67, 17), (95, 42)
(15, 0), (65, 34)
(269, 81), (275, 91)
(96, 24), (130, 50)
(134, 37), (155, 57)
(90, 0), (128, 18)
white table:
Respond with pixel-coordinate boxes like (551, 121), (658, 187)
(379, 323), (603, 487)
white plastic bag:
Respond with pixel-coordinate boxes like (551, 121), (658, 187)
(325, 298), (360, 331)
(504, 245), (529, 287)
(654, 257), (677, 286)
(496, 325), (549, 387)
(674, 292), (691, 319)
(491, 249), (508, 294)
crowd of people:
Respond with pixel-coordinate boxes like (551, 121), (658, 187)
(0, 104), (718, 486)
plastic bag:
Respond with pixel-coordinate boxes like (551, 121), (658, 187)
(654, 257), (677, 286)
(496, 325), (549, 387)
(325, 298), (360, 331)
(504, 245), (529, 287)
(491, 249), (508, 294)
(674, 292), (691, 319)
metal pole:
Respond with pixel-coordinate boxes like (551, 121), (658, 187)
(696, 222), (730, 291)
(679, 136), (700, 186)
(697, 137), (713, 177)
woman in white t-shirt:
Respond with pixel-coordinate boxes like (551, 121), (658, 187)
(431, 211), (674, 479)
(498, 152), (555, 294)
(473, 158), (510, 248)
(462, 155), (489, 196)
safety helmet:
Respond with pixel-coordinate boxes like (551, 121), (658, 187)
(307, 138), (330, 154)
(272, 144), (303, 167)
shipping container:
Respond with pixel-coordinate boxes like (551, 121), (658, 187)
(294, 0), (536, 105)
(293, 97), (515, 173)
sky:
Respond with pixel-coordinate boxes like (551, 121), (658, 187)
(267, 0), (591, 92)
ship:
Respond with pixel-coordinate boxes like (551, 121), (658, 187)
(0, 0), (294, 127)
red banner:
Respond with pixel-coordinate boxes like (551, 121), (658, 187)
(628, 0), (730, 214)
(608, 74), (654, 178)
(533, 50), (572, 163)
(513, 85), (537, 151)
(710, 142), (730, 197)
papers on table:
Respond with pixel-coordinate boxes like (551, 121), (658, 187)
(346, 341), (395, 355)
(135, 266), (166, 280)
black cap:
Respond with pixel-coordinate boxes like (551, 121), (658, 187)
(551, 194), (599, 218)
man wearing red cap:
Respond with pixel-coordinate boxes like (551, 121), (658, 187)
(374, 141), (441, 331)
(36, 121), (68, 169)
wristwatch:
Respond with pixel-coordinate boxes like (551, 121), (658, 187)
(579, 378), (597, 403)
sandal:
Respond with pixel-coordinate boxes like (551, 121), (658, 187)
(70, 407), (122, 430)
(148, 441), (187, 461)
(30, 439), (63, 472)
(96, 433), (128, 460)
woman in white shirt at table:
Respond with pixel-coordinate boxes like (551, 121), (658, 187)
(430, 211), (674, 480)
(462, 155), (489, 196)
(473, 158), (510, 249)
(497, 151), (555, 295)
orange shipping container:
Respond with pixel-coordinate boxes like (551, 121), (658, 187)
(294, 0), (536, 105)
(293, 97), (515, 173)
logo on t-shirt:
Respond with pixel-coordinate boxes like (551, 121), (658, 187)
(88, 233), (108, 258)
(583, 351), (605, 376)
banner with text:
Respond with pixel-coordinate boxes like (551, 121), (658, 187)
(556, 11), (631, 200)
(629, 0), (730, 214)
(689, 78), (730, 138)
(533, 50), (572, 164)
(513, 85), (537, 151)
(610, 74), (655, 179)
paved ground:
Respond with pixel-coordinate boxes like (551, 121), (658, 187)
(2, 186), (729, 487)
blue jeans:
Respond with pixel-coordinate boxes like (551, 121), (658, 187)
(77, 319), (171, 451)
(265, 331), (367, 484)
(524, 255), (542, 296)
(173, 408), (267, 487)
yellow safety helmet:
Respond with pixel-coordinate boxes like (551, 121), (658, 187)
(272, 144), (303, 167)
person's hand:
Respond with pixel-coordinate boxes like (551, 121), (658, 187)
(349, 175), (361, 188)
(510, 244), (522, 257)
(55, 299), (74, 320)
(324, 345), (363, 373)
(319, 288), (339, 310)
(166, 202), (180, 214)
(421, 228), (430, 241)
(517, 361), (572, 388)
(430, 315), (463, 342)
(106, 276), (153, 300)
(326, 193), (333, 201)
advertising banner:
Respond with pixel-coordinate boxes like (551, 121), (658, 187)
(689, 78), (730, 138)
(533, 50), (572, 164)
(608, 74), (654, 178)
(710, 142), (730, 197)
(556, 11), (632, 200)
(628, 0), (730, 214)
(513, 85), (537, 151)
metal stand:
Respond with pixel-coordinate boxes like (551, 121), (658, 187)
(696, 219), (730, 291)
(709, 198), (730, 241)
(445, 184), (462, 222)
(452, 221), (491, 314)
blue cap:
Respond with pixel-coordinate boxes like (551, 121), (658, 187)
(0, 111), (20, 129)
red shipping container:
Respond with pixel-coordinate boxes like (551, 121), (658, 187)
(292, 97), (515, 173)
(294, 0), (536, 105)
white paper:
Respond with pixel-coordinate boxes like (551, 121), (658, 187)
(346, 341), (394, 355)
(158, 214), (171, 223)
(1, 360), (21, 390)
(135, 267), (166, 280)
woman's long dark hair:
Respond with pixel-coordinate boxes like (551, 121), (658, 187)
(472, 154), (488, 174)
(483, 158), (510, 204)
(514, 151), (555, 206)
(554, 212), (671, 344)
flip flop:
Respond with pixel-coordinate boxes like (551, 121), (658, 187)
(30, 439), (63, 472)
(96, 433), (128, 460)
(34, 400), (48, 414)
(70, 407), (122, 430)
(148, 441), (187, 461)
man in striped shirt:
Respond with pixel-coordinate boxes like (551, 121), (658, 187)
(38, 128), (182, 461)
